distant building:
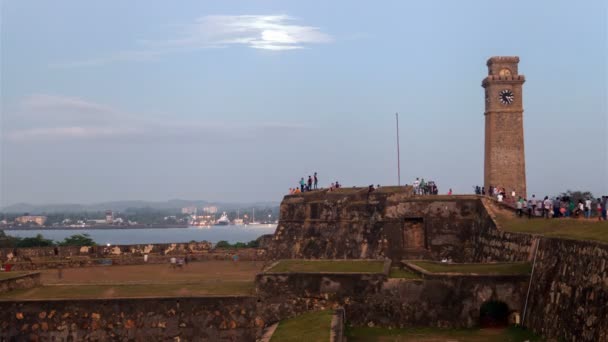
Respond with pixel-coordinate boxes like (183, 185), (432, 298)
(181, 206), (197, 215)
(87, 219), (107, 225)
(15, 215), (47, 226)
(203, 206), (218, 214)
(105, 210), (114, 224)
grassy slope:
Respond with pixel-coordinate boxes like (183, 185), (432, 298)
(271, 310), (333, 342)
(346, 326), (541, 342)
(495, 213), (608, 243)
(388, 267), (420, 279)
(409, 261), (531, 275)
(0, 281), (254, 300)
(268, 260), (384, 273)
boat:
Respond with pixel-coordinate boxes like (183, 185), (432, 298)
(214, 212), (230, 226)
(233, 209), (244, 225)
(247, 208), (262, 225)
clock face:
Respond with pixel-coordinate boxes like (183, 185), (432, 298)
(499, 89), (514, 105)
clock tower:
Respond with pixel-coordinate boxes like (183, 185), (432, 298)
(482, 56), (527, 199)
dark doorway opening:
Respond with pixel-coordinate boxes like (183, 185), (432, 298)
(479, 301), (510, 328)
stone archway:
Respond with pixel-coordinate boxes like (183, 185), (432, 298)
(479, 300), (510, 328)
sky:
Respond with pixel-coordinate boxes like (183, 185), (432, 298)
(1, 0), (606, 206)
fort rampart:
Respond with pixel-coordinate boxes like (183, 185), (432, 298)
(1, 242), (266, 271)
(1, 190), (606, 341)
(0, 272), (40, 294)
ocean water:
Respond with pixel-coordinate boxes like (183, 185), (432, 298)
(5, 225), (277, 245)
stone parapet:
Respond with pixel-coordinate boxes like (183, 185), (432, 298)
(0, 272), (41, 294)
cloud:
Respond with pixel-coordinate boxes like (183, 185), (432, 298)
(53, 15), (332, 67)
(4, 94), (306, 143)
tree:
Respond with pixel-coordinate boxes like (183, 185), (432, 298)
(58, 234), (97, 246)
(558, 190), (594, 203)
(0, 230), (21, 248)
(16, 234), (54, 247)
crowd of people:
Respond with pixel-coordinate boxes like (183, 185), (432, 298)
(288, 172), (344, 194)
(412, 177), (439, 195)
(513, 195), (608, 220)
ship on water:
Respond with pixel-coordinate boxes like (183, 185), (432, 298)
(214, 212), (230, 226)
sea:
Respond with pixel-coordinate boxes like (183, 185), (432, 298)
(4, 225), (277, 245)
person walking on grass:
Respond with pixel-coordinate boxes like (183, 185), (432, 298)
(553, 197), (561, 218)
(543, 196), (551, 219)
(527, 199), (533, 218)
(584, 198), (592, 219)
(602, 196), (608, 221)
(516, 197), (524, 217)
(597, 198), (604, 221)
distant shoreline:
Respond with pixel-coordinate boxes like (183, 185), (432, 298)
(2, 224), (190, 230)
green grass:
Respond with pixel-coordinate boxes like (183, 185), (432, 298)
(271, 310), (333, 342)
(409, 261), (531, 275)
(346, 326), (542, 341)
(0, 281), (254, 300)
(268, 260), (385, 273)
(388, 267), (420, 279)
(495, 214), (608, 244)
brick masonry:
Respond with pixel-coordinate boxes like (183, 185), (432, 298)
(483, 56), (527, 199)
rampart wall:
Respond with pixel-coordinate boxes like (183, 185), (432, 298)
(255, 270), (528, 329)
(0, 272), (41, 294)
(0, 296), (264, 341)
(1, 242), (266, 271)
(268, 188), (484, 262)
(470, 200), (608, 341)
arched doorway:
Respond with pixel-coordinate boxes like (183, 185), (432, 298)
(479, 300), (510, 328)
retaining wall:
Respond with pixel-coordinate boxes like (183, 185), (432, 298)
(255, 270), (527, 329)
(0, 272), (41, 294)
(0, 296), (264, 341)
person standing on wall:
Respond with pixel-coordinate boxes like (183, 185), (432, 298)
(307, 176), (313, 191)
(313, 172), (318, 190)
(300, 177), (305, 192)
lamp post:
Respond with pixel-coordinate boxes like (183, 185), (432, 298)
(396, 112), (401, 186)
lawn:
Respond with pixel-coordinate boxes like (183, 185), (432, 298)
(346, 326), (541, 342)
(495, 213), (608, 243)
(271, 310), (333, 342)
(40, 261), (262, 284)
(267, 260), (385, 273)
(388, 267), (420, 279)
(0, 281), (254, 300)
(408, 261), (531, 275)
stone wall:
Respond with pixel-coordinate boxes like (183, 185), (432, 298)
(1, 243), (266, 271)
(0, 272), (41, 294)
(471, 199), (608, 341)
(0, 241), (213, 262)
(0, 296), (265, 341)
(470, 200), (536, 262)
(255, 270), (528, 329)
(269, 189), (485, 262)
(524, 238), (608, 342)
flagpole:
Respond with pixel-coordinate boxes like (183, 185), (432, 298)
(396, 112), (401, 186)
